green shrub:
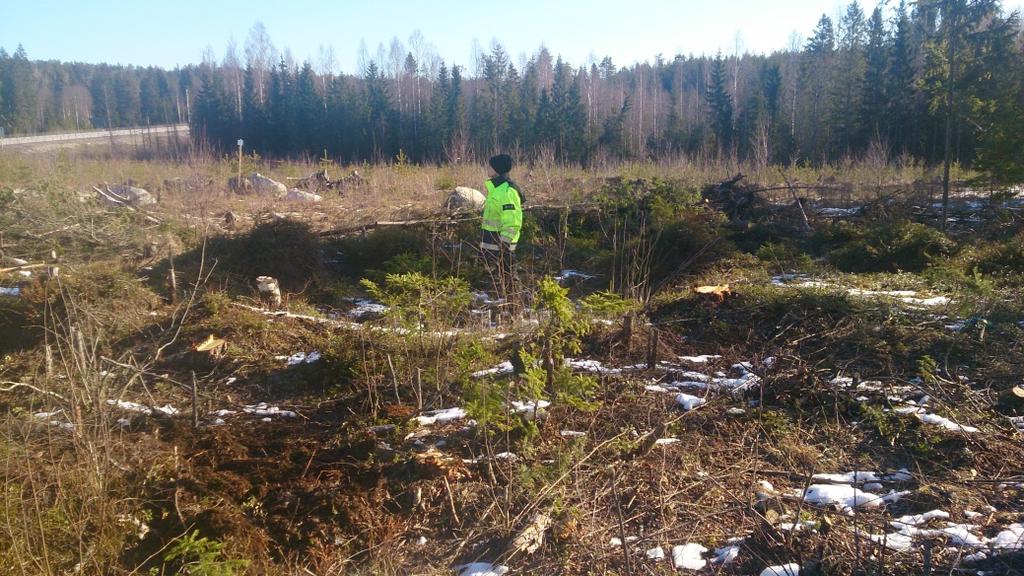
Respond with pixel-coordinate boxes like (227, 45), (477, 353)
(159, 530), (248, 576)
(815, 221), (955, 273)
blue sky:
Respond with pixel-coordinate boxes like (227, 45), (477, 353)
(3, 0), (1023, 73)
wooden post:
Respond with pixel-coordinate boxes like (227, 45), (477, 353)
(191, 371), (199, 428)
(646, 325), (658, 370)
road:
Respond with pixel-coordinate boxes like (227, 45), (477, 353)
(0, 124), (189, 149)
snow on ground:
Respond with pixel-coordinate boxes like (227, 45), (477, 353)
(771, 275), (951, 308)
(713, 543), (741, 564)
(0, 286), (21, 297)
(553, 269), (597, 283)
(894, 406), (978, 433)
(566, 358), (622, 375)
(344, 298), (388, 320)
(675, 393), (707, 410)
(671, 543), (708, 570)
(802, 483), (893, 510)
(645, 546), (665, 560)
(760, 564), (800, 576)
(280, 351), (321, 366)
(811, 471), (882, 484)
(457, 562), (509, 576)
(471, 361), (513, 378)
(243, 403), (298, 418)
(817, 206), (863, 217)
(414, 407), (467, 426)
(510, 399), (551, 418)
(679, 354), (721, 364)
(107, 399), (178, 416)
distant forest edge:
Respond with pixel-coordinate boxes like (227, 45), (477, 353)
(1, 1), (1023, 181)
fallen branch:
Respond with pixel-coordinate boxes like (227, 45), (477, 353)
(0, 381), (67, 401)
(0, 262), (48, 274)
(92, 186), (162, 224)
(779, 169), (812, 232)
(319, 203), (598, 237)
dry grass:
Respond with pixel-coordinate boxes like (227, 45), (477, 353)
(0, 144), (1021, 575)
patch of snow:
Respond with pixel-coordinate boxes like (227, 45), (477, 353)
(457, 562), (509, 576)
(676, 370), (712, 382)
(671, 543), (708, 570)
(760, 564), (800, 576)
(0, 286), (20, 297)
(713, 544), (740, 564)
(414, 407), (467, 426)
(553, 269), (597, 282)
(869, 531), (914, 552)
(964, 510), (983, 520)
(609, 536), (639, 546)
(243, 403), (298, 418)
(566, 358), (621, 375)
(510, 399), (551, 418)
(645, 546), (665, 560)
(902, 295), (950, 307)
(679, 354), (721, 364)
(285, 351), (321, 366)
(653, 438), (679, 446)
(803, 484), (885, 510)
(812, 471), (881, 484)
(779, 521), (816, 532)
(895, 406), (977, 433)
(988, 524), (1024, 550)
(106, 399), (178, 416)
(345, 298), (388, 320)
(560, 430), (586, 438)
(727, 407), (746, 415)
(817, 206), (862, 217)
(676, 393), (707, 410)
(472, 361), (514, 378)
(829, 376), (854, 388)
(891, 510), (950, 529)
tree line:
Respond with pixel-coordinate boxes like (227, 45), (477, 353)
(2, 2), (1022, 182)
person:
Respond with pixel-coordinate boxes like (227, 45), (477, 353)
(480, 153), (525, 306)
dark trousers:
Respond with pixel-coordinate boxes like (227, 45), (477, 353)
(480, 231), (518, 310)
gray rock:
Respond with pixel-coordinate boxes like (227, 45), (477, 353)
(446, 186), (486, 214)
(285, 188), (322, 202)
(107, 184), (156, 206)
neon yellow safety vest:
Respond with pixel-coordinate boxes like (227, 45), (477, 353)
(481, 179), (523, 245)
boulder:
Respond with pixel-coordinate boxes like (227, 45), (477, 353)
(230, 172), (287, 196)
(107, 184), (156, 206)
(285, 189), (322, 202)
(446, 186), (486, 214)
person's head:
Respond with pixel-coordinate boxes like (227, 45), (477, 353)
(488, 154), (513, 176)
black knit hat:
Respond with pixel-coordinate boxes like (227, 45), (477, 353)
(489, 153), (513, 175)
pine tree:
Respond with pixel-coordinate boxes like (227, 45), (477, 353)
(705, 52), (734, 156)
(831, 2), (867, 155)
(801, 15), (836, 162)
(860, 5), (889, 147)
